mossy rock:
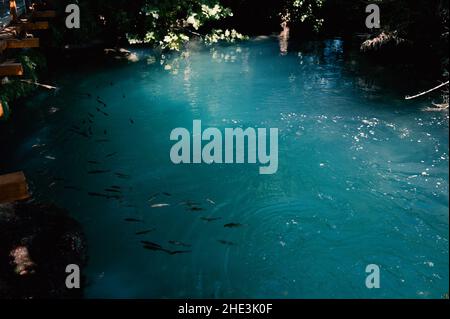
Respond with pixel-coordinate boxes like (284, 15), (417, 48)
(0, 201), (87, 299)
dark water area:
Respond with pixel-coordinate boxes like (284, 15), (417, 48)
(0, 38), (448, 298)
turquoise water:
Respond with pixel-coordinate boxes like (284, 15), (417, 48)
(1, 38), (448, 298)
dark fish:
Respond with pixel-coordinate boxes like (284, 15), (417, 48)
(188, 206), (204, 212)
(96, 98), (107, 107)
(129, 118), (135, 124)
(110, 185), (121, 189)
(200, 217), (222, 222)
(124, 218), (143, 223)
(142, 245), (162, 251)
(88, 112), (95, 118)
(122, 94), (126, 98)
(104, 129), (107, 135)
(168, 240), (191, 248)
(82, 93), (92, 98)
(169, 250), (191, 255)
(88, 192), (110, 198)
(104, 188), (122, 193)
(87, 170), (111, 174)
(82, 119), (86, 124)
(135, 229), (155, 235)
(162, 192), (172, 196)
(88, 118), (94, 124)
(106, 152), (117, 158)
(142, 243), (191, 255)
(95, 139), (110, 143)
(140, 241), (162, 248)
(95, 107), (109, 116)
(88, 126), (93, 135)
(88, 160), (101, 164)
(218, 240), (236, 246)
(224, 223), (243, 228)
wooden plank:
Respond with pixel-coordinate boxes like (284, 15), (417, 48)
(6, 37), (39, 49)
(32, 10), (56, 18)
(18, 21), (49, 31)
(0, 171), (31, 204)
(0, 62), (23, 76)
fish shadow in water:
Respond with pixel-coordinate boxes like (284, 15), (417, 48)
(141, 241), (191, 255)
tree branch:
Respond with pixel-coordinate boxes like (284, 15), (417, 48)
(405, 81), (449, 100)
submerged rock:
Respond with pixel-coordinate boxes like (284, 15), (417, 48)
(104, 48), (139, 62)
(0, 201), (87, 299)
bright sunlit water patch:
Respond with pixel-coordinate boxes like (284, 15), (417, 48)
(1, 38), (448, 298)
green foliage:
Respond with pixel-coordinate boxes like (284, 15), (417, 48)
(129, 0), (246, 50)
(18, 50), (47, 80)
(53, 0), (246, 51)
(281, 0), (325, 32)
(204, 29), (248, 44)
(0, 50), (46, 105)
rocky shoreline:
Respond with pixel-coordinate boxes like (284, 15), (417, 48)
(0, 201), (87, 298)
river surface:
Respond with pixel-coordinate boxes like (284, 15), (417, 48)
(1, 38), (448, 298)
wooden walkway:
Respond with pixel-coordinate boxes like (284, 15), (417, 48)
(0, 1), (55, 74)
(0, 0), (55, 119)
(1, 2), (52, 198)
